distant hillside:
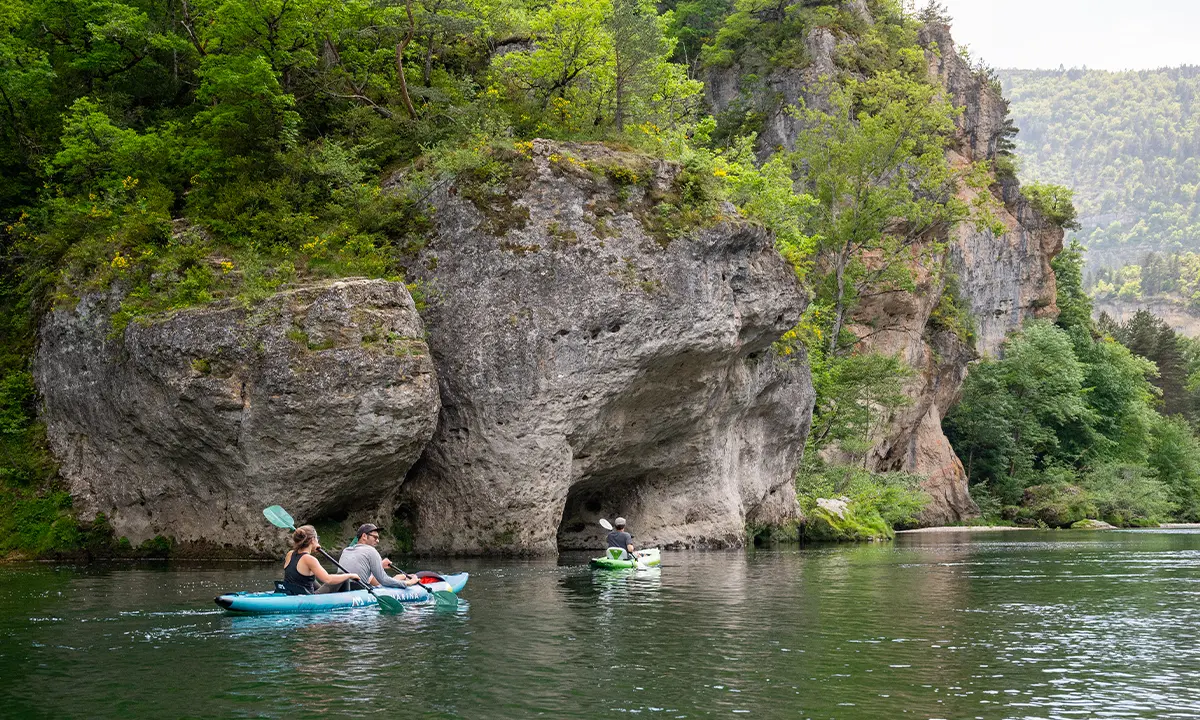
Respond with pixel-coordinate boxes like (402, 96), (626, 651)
(1000, 67), (1200, 270)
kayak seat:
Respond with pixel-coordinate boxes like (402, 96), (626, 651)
(277, 579), (314, 596)
(606, 547), (629, 560)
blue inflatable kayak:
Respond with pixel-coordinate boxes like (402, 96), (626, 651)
(215, 572), (468, 614)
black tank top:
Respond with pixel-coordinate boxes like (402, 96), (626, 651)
(283, 551), (318, 594)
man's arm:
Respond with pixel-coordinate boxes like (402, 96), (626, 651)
(367, 548), (407, 588)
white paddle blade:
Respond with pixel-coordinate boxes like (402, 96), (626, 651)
(599, 519), (613, 530)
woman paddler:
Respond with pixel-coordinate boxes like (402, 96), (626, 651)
(281, 525), (358, 595)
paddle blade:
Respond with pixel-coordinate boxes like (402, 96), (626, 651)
(263, 505), (296, 530)
(599, 519), (613, 531)
(432, 590), (459, 606)
(375, 593), (406, 614)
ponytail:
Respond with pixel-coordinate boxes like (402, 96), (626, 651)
(292, 524), (317, 553)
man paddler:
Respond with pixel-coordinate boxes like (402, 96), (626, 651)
(339, 523), (421, 588)
(605, 517), (635, 559)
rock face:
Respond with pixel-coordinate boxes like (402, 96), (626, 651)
(922, 23), (1063, 358)
(36, 279), (439, 555)
(857, 26), (1062, 523)
(397, 140), (813, 554)
(705, 26), (840, 158)
(705, 18), (1063, 525)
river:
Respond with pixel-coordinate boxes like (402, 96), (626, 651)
(2, 529), (1198, 719)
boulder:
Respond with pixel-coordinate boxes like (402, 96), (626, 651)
(36, 279), (439, 555)
(805, 497), (892, 542)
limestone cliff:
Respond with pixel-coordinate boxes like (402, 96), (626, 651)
(396, 140), (813, 554)
(706, 16), (1062, 524)
(854, 25), (1063, 523)
(35, 280), (439, 555)
(883, 23), (1061, 522)
(1093, 297), (1200, 338)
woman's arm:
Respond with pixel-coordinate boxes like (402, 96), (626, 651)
(299, 554), (356, 584)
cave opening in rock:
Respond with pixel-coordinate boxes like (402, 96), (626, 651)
(555, 474), (644, 552)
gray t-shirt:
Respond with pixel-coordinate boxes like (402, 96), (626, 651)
(338, 544), (406, 588)
(606, 530), (633, 550)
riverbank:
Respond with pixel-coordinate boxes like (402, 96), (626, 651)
(900, 522), (1200, 534)
(896, 525), (1026, 534)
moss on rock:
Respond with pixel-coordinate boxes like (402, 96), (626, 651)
(803, 500), (893, 542)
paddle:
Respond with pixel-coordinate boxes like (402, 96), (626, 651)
(599, 518), (647, 569)
(343, 535), (459, 607)
(263, 505), (406, 613)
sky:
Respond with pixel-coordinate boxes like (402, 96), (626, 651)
(934, 0), (1200, 71)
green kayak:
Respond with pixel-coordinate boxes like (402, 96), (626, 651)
(589, 547), (661, 569)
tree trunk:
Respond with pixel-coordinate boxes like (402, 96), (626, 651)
(394, 0), (417, 119)
(614, 49), (625, 132)
(394, 44), (417, 119)
(828, 243), (849, 356)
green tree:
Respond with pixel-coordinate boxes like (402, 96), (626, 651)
(1052, 239), (1093, 333)
(1109, 309), (1189, 418)
(664, 0), (732, 70)
(611, 0), (662, 131)
(1148, 416), (1200, 521)
(787, 69), (983, 358)
(491, 0), (613, 132)
(1068, 327), (1158, 465)
(944, 321), (1092, 502)
(492, 0), (700, 135)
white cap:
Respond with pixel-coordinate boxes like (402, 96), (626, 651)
(614, 517), (626, 526)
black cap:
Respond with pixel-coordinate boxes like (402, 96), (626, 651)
(356, 523), (381, 538)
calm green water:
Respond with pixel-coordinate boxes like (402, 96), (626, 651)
(2, 530), (1199, 719)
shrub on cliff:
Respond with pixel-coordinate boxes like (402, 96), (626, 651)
(804, 500), (893, 542)
(1012, 479), (1095, 528)
(1021, 182), (1081, 231)
(1080, 464), (1173, 527)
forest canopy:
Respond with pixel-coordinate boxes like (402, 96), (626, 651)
(1001, 66), (1200, 259)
